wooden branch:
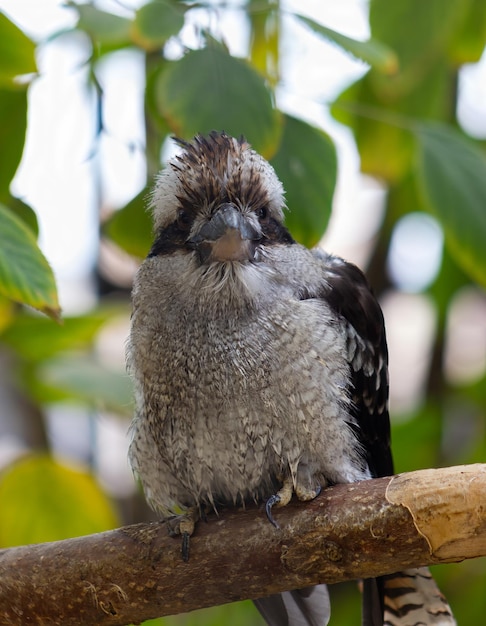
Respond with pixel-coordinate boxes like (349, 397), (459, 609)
(1, 464), (485, 626)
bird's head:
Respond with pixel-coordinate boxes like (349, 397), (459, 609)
(148, 132), (293, 265)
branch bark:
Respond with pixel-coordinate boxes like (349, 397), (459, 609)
(1, 464), (485, 626)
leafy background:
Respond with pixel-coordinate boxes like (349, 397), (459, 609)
(0, 0), (486, 624)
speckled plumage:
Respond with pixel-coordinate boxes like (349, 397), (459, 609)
(127, 132), (455, 626)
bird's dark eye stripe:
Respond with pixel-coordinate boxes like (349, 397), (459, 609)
(260, 217), (295, 245)
(147, 221), (189, 257)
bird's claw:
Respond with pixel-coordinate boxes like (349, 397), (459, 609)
(181, 531), (191, 562)
(265, 494), (281, 529)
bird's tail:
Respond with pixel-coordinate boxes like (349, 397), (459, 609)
(254, 568), (454, 626)
(253, 585), (331, 626)
(381, 567), (456, 626)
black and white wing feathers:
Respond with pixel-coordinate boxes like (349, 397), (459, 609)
(319, 253), (393, 480)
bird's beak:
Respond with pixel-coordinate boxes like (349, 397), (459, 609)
(188, 203), (259, 263)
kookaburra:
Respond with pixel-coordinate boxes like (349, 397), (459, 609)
(127, 131), (455, 626)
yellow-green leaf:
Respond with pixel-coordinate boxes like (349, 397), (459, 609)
(249, 0), (280, 87)
(0, 455), (119, 547)
(0, 204), (60, 319)
(0, 13), (36, 85)
(448, 0), (486, 63)
(0, 88), (28, 201)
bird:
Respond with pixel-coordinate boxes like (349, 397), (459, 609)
(127, 131), (455, 626)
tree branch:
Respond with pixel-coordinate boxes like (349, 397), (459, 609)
(1, 464), (485, 626)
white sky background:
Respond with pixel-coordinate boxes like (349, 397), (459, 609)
(1, 0), (485, 483)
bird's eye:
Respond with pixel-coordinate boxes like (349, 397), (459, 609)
(256, 206), (268, 221)
(177, 209), (192, 231)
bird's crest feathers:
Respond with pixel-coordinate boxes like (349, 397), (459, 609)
(150, 131), (285, 232)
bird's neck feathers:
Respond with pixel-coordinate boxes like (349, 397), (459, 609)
(184, 253), (277, 314)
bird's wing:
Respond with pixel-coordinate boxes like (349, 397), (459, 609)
(314, 252), (393, 479)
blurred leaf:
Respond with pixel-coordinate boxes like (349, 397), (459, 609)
(0, 455), (119, 547)
(448, 0), (486, 63)
(0, 13), (36, 85)
(331, 77), (414, 182)
(104, 187), (152, 258)
(132, 0), (185, 51)
(296, 14), (398, 75)
(7, 195), (39, 236)
(414, 123), (486, 288)
(369, 0), (466, 97)
(390, 403), (444, 473)
(331, 55), (455, 183)
(0, 87), (28, 201)
(73, 2), (132, 47)
(0, 204), (60, 320)
(441, 560), (486, 625)
(1, 310), (112, 361)
(328, 583), (361, 626)
(249, 0), (280, 87)
(270, 115), (336, 247)
(0, 295), (15, 334)
(38, 354), (133, 416)
(155, 42), (281, 157)
(428, 245), (470, 327)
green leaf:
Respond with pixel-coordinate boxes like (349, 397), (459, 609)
(295, 14), (398, 75)
(1, 309), (115, 361)
(0, 13), (36, 85)
(6, 195), (39, 236)
(38, 354), (133, 416)
(104, 187), (153, 258)
(448, 0), (486, 63)
(0, 455), (119, 547)
(369, 0), (466, 96)
(270, 115), (337, 247)
(132, 0), (185, 51)
(0, 204), (60, 319)
(0, 87), (28, 201)
(331, 56), (454, 183)
(331, 76), (414, 182)
(414, 123), (486, 288)
(73, 2), (131, 47)
(155, 42), (281, 157)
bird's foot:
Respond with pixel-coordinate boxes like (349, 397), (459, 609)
(166, 507), (199, 562)
(265, 470), (324, 529)
(295, 483), (322, 501)
(265, 475), (294, 529)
